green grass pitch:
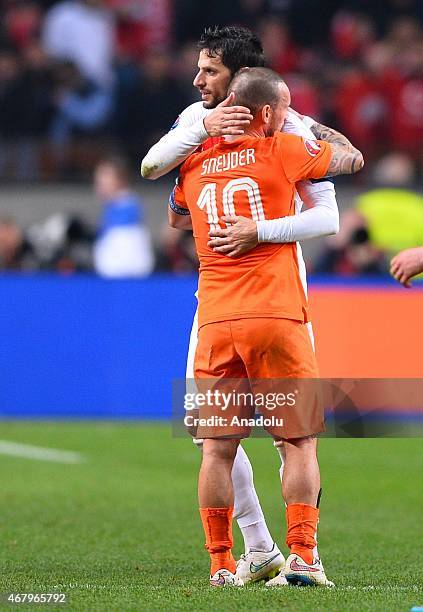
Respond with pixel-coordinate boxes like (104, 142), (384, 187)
(0, 422), (422, 611)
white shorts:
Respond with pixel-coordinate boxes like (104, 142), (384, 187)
(185, 307), (198, 381)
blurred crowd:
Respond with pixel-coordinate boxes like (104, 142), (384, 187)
(1, 0), (423, 278)
(315, 152), (423, 276)
(1, 0), (423, 181)
(1, 151), (423, 277)
(0, 156), (157, 275)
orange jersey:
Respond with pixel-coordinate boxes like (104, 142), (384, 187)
(200, 136), (222, 151)
(174, 132), (331, 329)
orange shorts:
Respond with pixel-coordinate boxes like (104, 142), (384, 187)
(194, 318), (323, 440)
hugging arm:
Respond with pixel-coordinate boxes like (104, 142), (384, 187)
(141, 97), (252, 180)
(310, 122), (364, 177)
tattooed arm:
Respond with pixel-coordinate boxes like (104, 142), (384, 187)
(310, 121), (355, 148)
(310, 122), (364, 176)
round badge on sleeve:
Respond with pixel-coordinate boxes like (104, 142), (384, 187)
(304, 139), (321, 157)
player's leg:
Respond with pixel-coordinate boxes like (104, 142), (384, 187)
(233, 444), (285, 584)
(195, 320), (249, 586)
(273, 322), (314, 482)
(186, 307), (280, 563)
(198, 437), (240, 585)
(271, 320), (324, 576)
(280, 435), (333, 587)
(192, 435), (274, 555)
(282, 435), (320, 556)
(273, 435), (321, 571)
(236, 318), (333, 587)
(193, 435), (283, 584)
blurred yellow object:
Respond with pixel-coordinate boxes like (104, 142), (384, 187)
(357, 188), (423, 253)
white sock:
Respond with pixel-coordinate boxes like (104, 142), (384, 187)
(232, 445), (274, 552)
(240, 521), (275, 553)
(275, 442), (285, 482)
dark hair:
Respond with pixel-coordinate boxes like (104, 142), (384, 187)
(198, 26), (265, 76)
(228, 67), (286, 115)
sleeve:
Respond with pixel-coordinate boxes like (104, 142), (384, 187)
(141, 102), (210, 180)
(169, 177), (190, 216)
(283, 108), (335, 194)
(282, 110), (317, 138)
(256, 183), (339, 243)
(278, 133), (332, 183)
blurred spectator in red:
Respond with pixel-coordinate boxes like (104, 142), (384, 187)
(259, 16), (302, 74)
(285, 74), (321, 119)
(383, 18), (423, 158)
(42, 0), (115, 87)
(107, 0), (172, 61)
(332, 64), (388, 160)
(258, 15), (323, 119)
(331, 10), (375, 60)
(4, 1), (42, 51)
(329, 13), (391, 160)
(0, 1), (423, 185)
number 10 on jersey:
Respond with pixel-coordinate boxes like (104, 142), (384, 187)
(197, 177), (265, 231)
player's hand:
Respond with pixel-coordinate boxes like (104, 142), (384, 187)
(208, 215), (258, 258)
(203, 93), (253, 137)
(390, 246), (423, 288)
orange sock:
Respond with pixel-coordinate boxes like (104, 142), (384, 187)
(199, 507), (236, 575)
(286, 503), (319, 565)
